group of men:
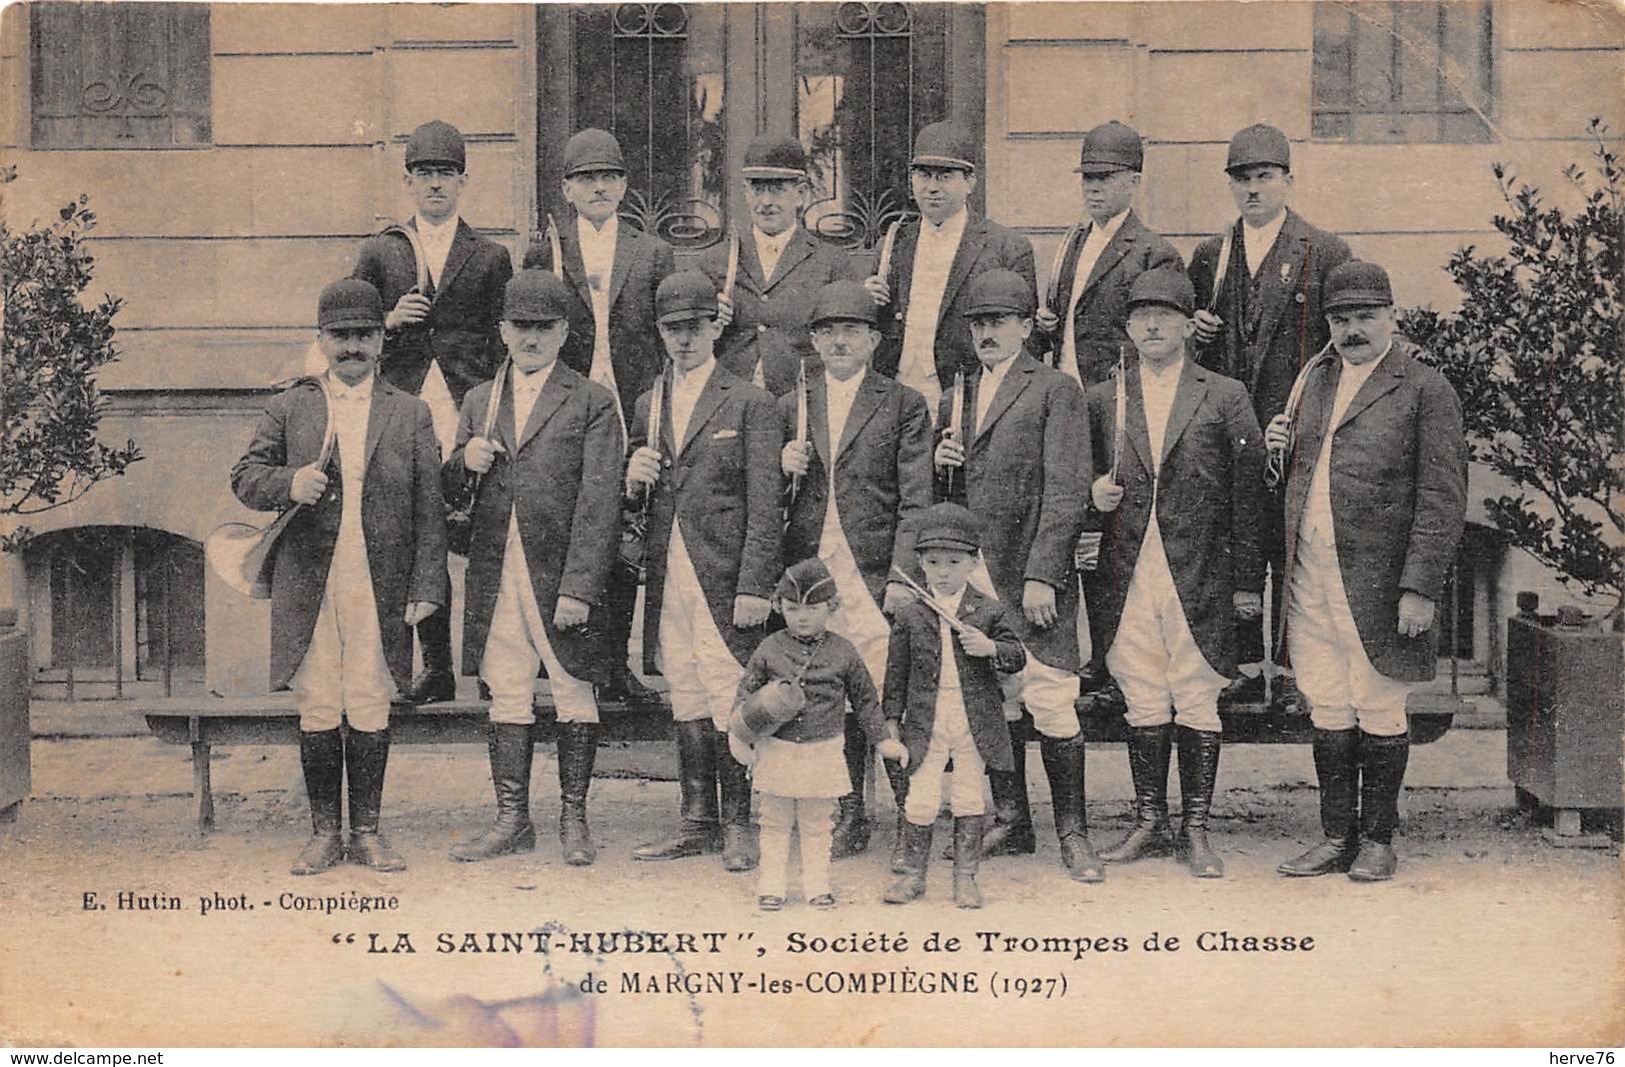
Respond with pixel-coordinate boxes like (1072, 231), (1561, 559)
(233, 114), (1467, 890)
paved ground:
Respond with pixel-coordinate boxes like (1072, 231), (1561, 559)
(1, 713), (1620, 1048)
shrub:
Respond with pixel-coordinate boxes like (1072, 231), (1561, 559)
(1401, 118), (1623, 620)
(1, 168), (141, 551)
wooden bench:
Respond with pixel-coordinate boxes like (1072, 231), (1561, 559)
(144, 691), (1464, 832)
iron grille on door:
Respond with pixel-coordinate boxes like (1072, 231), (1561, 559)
(558, 2), (730, 249)
(538, 3), (973, 254)
(796, 2), (948, 249)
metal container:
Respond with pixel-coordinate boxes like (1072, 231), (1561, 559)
(1506, 596), (1624, 822)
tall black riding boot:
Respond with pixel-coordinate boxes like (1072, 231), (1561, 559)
(594, 568), (660, 703)
(1278, 727), (1360, 876)
(1349, 732), (1409, 882)
(978, 720), (1036, 857)
(830, 715), (873, 860)
(291, 729), (345, 875)
(450, 723), (536, 862)
(1040, 735), (1104, 882)
(1100, 724), (1173, 863)
(952, 815), (985, 909)
(718, 732), (758, 872)
(633, 719), (722, 860)
(1175, 726), (1225, 878)
(884, 758), (913, 875)
(556, 721), (600, 866)
(882, 821), (933, 904)
(345, 727), (406, 871)
(405, 607), (457, 705)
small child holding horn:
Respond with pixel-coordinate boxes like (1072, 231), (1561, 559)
(728, 558), (892, 912)
(880, 503), (1026, 909)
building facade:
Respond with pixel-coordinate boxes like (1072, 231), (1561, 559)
(1, 1), (1619, 699)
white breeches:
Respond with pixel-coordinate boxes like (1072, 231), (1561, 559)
(818, 503), (890, 700)
(293, 528), (393, 733)
(904, 688), (986, 823)
(1289, 530), (1410, 737)
(1104, 531), (1226, 734)
(968, 554), (1081, 740)
(480, 514), (598, 725)
(658, 522), (743, 731)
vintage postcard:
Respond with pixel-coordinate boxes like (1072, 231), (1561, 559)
(1, 0), (1621, 1049)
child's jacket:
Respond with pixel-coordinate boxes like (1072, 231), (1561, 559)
(881, 584), (1026, 774)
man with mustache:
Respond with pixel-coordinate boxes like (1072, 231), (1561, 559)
(780, 280), (935, 863)
(1083, 269), (1265, 880)
(864, 123), (1037, 420)
(934, 270), (1098, 883)
(444, 271), (624, 867)
(1267, 261), (1467, 883)
(351, 119), (513, 707)
(701, 135), (861, 397)
(1188, 124), (1353, 710)
(625, 272), (782, 872)
(522, 128), (677, 704)
(232, 279), (448, 875)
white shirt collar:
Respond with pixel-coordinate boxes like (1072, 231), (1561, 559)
(825, 367), (866, 397)
(1243, 209), (1288, 269)
(578, 213), (619, 244)
(673, 355), (717, 392)
(921, 207), (968, 242)
(577, 215), (619, 284)
(1087, 208), (1130, 241)
(979, 351), (1019, 388)
(754, 225), (792, 253)
(1243, 209), (1287, 246)
(512, 359), (556, 393)
(1140, 355), (1185, 383)
(327, 372), (375, 402)
(413, 213), (459, 241)
(1340, 339), (1393, 378)
(934, 585), (965, 615)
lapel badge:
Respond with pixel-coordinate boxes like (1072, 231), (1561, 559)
(1280, 262), (1293, 284)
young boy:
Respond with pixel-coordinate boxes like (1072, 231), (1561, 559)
(880, 503), (1026, 909)
(729, 558), (889, 911)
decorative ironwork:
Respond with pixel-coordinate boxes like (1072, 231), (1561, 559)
(81, 70), (168, 116)
(798, 3), (943, 251)
(835, 2), (913, 38)
(805, 186), (914, 252)
(618, 187), (725, 251)
(613, 3), (688, 38)
(31, 3), (210, 147)
(561, 2), (726, 248)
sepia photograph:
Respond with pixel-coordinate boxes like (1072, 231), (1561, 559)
(0, 0), (1621, 1049)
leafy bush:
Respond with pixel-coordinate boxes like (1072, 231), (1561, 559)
(1, 167), (141, 550)
(1401, 118), (1623, 618)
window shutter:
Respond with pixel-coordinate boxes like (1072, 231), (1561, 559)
(1312, 1), (1494, 145)
(30, 2), (211, 149)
